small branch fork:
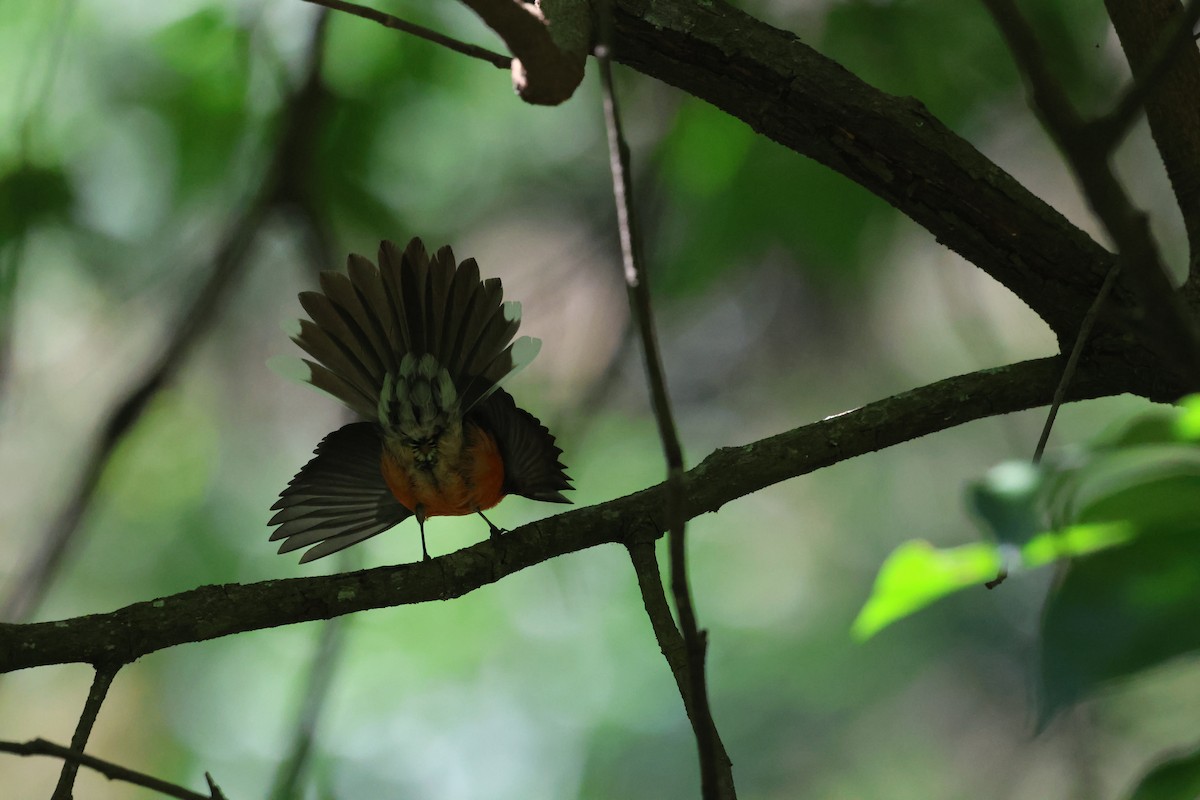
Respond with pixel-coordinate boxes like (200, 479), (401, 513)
(0, 738), (227, 800)
(980, 0), (1200, 464)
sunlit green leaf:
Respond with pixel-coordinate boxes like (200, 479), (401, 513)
(852, 540), (1001, 641)
(1174, 395), (1200, 442)
(1019, 522), (1134, 568)
(854, 521), (1134, 641)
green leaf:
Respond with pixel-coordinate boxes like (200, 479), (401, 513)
(1174, 395), (1200, 442)
(1126, 746), (1200, 800)
(1019, 522), (1134, 569)
(1038, 527), (1200, 725)
(1044, 445), (1200, 529)
(969, 461), (1042, 545)
(853, 523), (1133, 641)
(852, 540), (1001, 641)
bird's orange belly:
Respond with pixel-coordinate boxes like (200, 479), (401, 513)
(381, 424), (506, 517)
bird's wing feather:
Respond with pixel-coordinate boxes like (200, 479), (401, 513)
(473, 388), (572, 503)
(269, 422), (411, 562)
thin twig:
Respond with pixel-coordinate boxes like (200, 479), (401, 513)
(298, 0), (511, 68)
(0, 738), (226, 800)
(1032, 263), (1122, 464)
(626, 541), (736, 794)
(51, 664), (120, 800)
(594, 8), (722, 797)
(1093, 0), (1200, 149)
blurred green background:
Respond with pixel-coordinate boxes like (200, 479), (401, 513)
(1, 0), (1197, 798)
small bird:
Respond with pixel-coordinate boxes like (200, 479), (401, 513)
(269, 237), (571, 563)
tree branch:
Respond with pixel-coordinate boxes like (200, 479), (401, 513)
(982, 0), (1200, 390)
(607, 0), (1116, 345)
(0, 357), (1128, 674)
(1094, 0), (1200, 151)
(458, 0), (590, 104)
(1102, 0), (1200, 275)
(0, 738), (226, 800)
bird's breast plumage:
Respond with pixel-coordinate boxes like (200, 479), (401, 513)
(380, 420), (506, 518)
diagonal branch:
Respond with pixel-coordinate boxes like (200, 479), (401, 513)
(1093, 0), (1200, 152)
(0, 357), (1129, 675)
(458, 0), (591, 104)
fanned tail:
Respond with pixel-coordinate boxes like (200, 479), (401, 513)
(291, 238), (536, 422)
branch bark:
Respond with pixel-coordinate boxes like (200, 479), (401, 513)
(1104, 0), (1200, 274)
(0, 357), (1129, 675)
(459, 0), (590, 104)
(607, 0), (1117, 345)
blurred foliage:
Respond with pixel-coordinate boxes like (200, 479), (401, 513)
(1127, 746), (1200, 800)
(653, 99), (894, 294)
(1, 0), (1197, 799)
(858, 397), (1200, 798)
(821, 0), (1118, 125)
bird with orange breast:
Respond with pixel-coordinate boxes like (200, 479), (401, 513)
(269, 237), (572, 563)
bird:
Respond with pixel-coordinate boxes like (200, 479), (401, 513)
(269, 237), (572, 563)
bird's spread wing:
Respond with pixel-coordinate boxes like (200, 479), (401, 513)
(269, 422), (412, 562)
(474, 388), (572, 503)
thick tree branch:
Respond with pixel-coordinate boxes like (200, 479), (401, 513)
(983, 0), (1200, 389)
(0, 357), (1129, 674)
(607, 0), (1116, 345)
